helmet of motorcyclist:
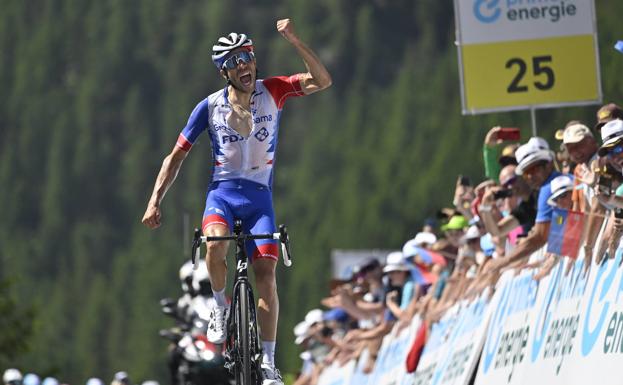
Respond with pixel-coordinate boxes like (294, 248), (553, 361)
(3, 369), (22, 385)
(191, 262), (212, 297)
(179, 260), (194, 294)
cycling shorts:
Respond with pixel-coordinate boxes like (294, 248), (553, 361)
(202, 178), (278, 262)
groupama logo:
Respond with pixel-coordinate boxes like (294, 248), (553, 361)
(473, 0), (501, 23)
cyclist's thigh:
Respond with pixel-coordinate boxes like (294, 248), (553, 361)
(202, 188), (234, 234)
(242, 192), (278, 262)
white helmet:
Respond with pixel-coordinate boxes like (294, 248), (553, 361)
(22, 374), (39, 385)
(40, 378), (58, 385)
(3, 369), (22, 385)
(191, 262), (211, 295)
(85, 378), (103, 385)
(179, 260), (194, 293)
(212, 32), (253, 69)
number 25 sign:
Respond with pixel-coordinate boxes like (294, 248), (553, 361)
(453, 0), (601, 114)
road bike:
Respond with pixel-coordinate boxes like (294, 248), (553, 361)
(191, 220), (292, 385)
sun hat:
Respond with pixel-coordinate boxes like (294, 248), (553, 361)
(562, 123), (592, 144)
(598, 119), (623, 156)
(460, 225), (481, 244)
(596, 103), (623, 131)
(515, 137), (553, 175)
(383, 251), (410, 273)
(412, 231), (437, 247)
(547, 175), (574, 206)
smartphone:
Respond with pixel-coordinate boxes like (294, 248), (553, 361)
(497, 127), (521, 141)
(458, 175), (471, 187)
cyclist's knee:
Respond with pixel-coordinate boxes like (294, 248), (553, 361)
(204, 224), (229, 260)
(253, 260), (277, 285)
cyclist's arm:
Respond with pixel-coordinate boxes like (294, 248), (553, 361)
(277, 19), (332, 94)
(143, 146), (189, 229)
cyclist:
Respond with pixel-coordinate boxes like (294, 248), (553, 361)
(142, 18), (332, 385)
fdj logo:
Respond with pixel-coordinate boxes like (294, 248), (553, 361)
(473, 0), (501, 23)
(222, 134), (244, 144)
(254, 127), (269, 142)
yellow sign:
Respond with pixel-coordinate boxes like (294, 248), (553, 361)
(462, 35), (599, 111)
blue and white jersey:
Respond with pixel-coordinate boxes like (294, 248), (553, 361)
(176, 75), (305, 188)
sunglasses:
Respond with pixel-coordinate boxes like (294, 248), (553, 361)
(608, 145), (623, 158)
(501, 176), (517, 188)
(222, 51), (255, 70)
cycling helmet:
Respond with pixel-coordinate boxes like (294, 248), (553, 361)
(192, 262), (212, 296)
(179, 260), (194, 293)
(3, 369), (22, 385)
(211, 32), (254, 69)
(22, 374), (40, 385)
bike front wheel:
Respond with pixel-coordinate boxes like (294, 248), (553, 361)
(235, 281), (257, 385)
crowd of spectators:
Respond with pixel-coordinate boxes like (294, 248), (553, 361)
(1, 369), (157, 385)
(291, 102), (623, 385)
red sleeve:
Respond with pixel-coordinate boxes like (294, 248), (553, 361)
(262, 74), (305, 109)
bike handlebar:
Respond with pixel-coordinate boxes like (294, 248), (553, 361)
(190, 224), (293, 269)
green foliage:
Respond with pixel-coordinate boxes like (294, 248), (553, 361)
(0, 279), (35, 368)
(1, 0), (623, 383)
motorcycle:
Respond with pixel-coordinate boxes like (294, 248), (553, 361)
(159, 296), (233, 385)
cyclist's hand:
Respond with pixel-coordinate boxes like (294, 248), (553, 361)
(277, 18), (298, 43)
(142, 204), (161, 229)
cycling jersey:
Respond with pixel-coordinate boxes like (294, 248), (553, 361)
(176, 75), (305, 260)
(176, 75), (305, 188)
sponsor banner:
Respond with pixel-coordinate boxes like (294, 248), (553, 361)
(475, 246), (623, 385)
(456, 0), (594, 45)
(376, 318), (421, 385)
(413, 305), (462, 385)
(317, 359), (356, 385)
(428, 289), (494, 385)
(348, 348), (373, 385)
(477, 269), (541, 385)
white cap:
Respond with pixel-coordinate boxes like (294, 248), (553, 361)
(412, 231), (437, 247)
(460, 225), (481, 243)
(304, 309), (323, 325)
(41, 378), (58, 385)
(3, 370), (22, 384)
(547, 175), (574, 206)
(562, 123), (592, 144)
(85, 379), (103, 385)
(294, 320), (311, 344)
(598, 119), (623, 156)
(515, 137), (553, 175)
(382, 251), (410, 273)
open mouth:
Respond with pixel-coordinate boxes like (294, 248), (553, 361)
(240, 73), (252, 86)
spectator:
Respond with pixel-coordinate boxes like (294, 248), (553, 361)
(595, 102), (623, 132)
(534, 175), (575, 280)
(483, 126), (520, 182)
(383, 252), (415, 320)
(111, 372), (130, 385)
(3, 370), (22, 385)
(441, 215), (469, 248)
(479, 164), (536, 244)
(489, 137), (561, 271)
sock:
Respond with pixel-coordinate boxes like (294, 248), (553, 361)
(262, 341), (276, 366)
(212, 288), (227, 307)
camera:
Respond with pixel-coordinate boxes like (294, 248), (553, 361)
(595, 166), (613, 196)
(493, 189), (513, 200)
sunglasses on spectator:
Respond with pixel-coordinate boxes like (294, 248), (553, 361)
(222, 51), (255, 70)
(501, 176), (517, 188)
(607, 145), (623, 158)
